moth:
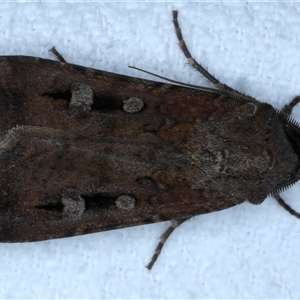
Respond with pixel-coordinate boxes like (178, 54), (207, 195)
(0, 11), (299, 270)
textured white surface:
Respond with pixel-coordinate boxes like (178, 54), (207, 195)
(1, 1), (300, 299)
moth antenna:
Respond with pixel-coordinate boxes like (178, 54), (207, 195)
(172, 10), (226, 90)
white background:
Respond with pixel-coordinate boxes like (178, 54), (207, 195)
(1, 1), (300, 299)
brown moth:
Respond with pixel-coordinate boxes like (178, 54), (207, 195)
(0, 11), (299, 270)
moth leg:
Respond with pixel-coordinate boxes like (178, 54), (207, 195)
(146, 217), (190, 270)
(49, 46), (66, 63)
(274, 194), (300, 218)
(172, 10), (257, 104)
(280, 95), (300, 116)
(172, 11), (232, 92)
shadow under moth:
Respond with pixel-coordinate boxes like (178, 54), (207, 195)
(0, 11), (300, 270)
